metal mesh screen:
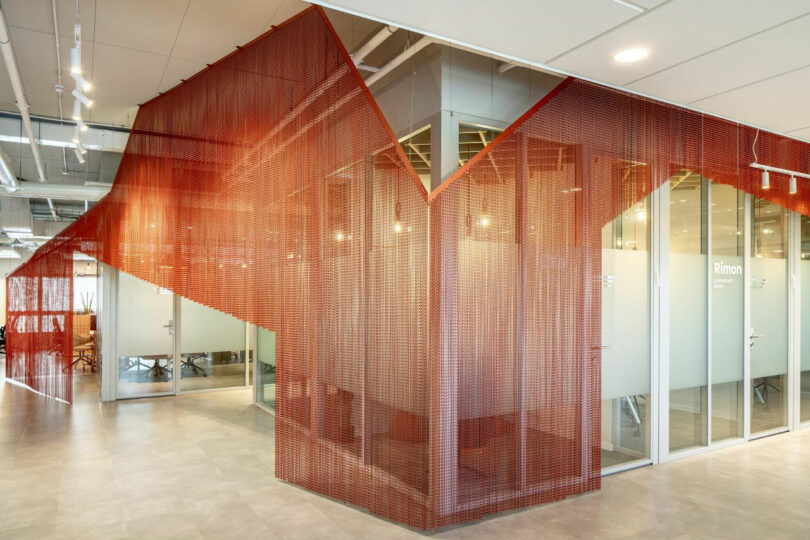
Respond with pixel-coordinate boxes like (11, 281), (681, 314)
(5, 241), (74, 402)
(6, 6), (810, 529)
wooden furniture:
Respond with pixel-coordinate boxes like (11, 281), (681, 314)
(72, 313), (96, 372)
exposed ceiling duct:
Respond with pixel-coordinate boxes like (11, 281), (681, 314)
(364, 36), (433, 87)
(0, 197), (32, 235)
(0, 180), (110, 202)
(0, 4), (57, 219)
(0, 145), (19, 191)
(351, 23), (398, 67)
(497, 61), (516, 73)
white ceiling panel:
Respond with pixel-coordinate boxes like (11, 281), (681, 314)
(5, 26), (64, 119)
(267, 0), (310, 29)
(548, 0), (810, 85)
(628, 14), (810, 105)
(316, 0), (638, 63)
(690, 65), (810, 134)
(2, 0), (96, 41)
(314, 0), (810, 140)
(157, 56), (207, 94)
(87, 43), (166, 125)
(94, 0), (189, 56)
(789, 127), (810, 141)
(171, 0), (276, 62)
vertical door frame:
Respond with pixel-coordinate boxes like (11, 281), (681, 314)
(789, 210), (801, 431)
(658, 180), (752, 463)
(656, 180), (671, 462)
(113, 268), (178, 400)
(743, 192), (752, 440)
(602, 186), (660, 476)
(748, 197), (793, 440)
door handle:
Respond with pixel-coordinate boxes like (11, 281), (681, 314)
(163, 320), (175, 335)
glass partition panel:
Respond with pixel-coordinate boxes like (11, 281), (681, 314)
(179, 297), (246, 391)
(256, 326), (276, 410)
(802, 215), (810, 423)
(117, 271), (174, 397)
(750, 198), (789, 434)
(669, 172), (708, 452)
(600, 197), (651, 468)
(710, 183), (744, 442)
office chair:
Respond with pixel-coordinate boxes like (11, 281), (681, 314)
(0, 325), (5, 355)
(181, 353), (208, 376)
(753, 377), (781, 405)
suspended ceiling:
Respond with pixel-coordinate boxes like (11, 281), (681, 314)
(3, 0), (809, 251)
(312, 0), (810, 143)
(0, 0), (388, 127)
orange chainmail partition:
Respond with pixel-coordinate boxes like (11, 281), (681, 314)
(6, 4), (810, 529)
(427, 77), (810, 526)
(5, 240), (74, 402)
(6, 5), (432, 528)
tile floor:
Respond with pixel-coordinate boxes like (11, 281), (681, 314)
(3, 360), (810, 539)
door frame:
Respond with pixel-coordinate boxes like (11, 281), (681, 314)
(658, 185), (800, 461)
(111, 269), (250, 400)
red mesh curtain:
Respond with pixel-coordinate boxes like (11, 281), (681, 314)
(7, 5), (810, 529)
(428, 77), (810, 526)
(5, 5), (432, 528)
(6, 241), (73, 403)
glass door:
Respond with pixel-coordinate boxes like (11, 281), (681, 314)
(115, 269), (252, 399)
(116, 271), (176, 398)
(255, 326), (276, 411)
(800, 215), (810, 424)
(663, 174), (747, 458)
(667, 172), (708, 453)
(178, 297), (247, 391)
(749, 197), (790, 436)
(600, 196), (652, 471)
(709, 184), (745, 442)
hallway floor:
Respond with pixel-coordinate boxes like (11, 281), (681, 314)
(3, 366), (810, 539)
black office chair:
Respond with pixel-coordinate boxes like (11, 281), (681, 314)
(181, 353), (208, 376)
(0, 325), (6, 354)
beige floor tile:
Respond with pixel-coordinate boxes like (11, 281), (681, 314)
(7, 358), (810, 539)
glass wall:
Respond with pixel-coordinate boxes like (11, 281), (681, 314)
(668, 172), (708, 452)
(710, 184), (744, 442)
(801, 215), (810, 423)
(750, 198), (789, 434)
(117, 271), (174, 397)
(255, 327), (276, 410)
(600, 197), (651, 468)
(179, 297), (246, 391)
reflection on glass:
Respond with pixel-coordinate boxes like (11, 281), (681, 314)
(256, 327), (276, 410)
(600, 197), (651, 469)
(669, 171), (708, 452)
(179, 297), (246, 391)
(750, 198), (789, 434)
(710, 183), (744, 442)
(801, 215), (810, 423)
(117, 271), (174, 397)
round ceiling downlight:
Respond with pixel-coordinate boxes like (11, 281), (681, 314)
(614, 48), (648, 63)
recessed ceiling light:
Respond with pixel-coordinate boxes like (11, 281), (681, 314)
(614, 48), (648, 63)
